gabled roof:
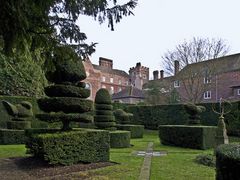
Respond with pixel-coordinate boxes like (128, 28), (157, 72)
(112, 86), (145, 99)
(92, 64), (129, 77)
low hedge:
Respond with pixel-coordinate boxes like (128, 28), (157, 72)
(38, 97), (93, 113)
(116, 124), (144, 138)
(26, 129), (110, 165)
(0, 129), (26, 144)
(45, 85), (90, 98)
(159, 125), (217, 149)
(109, 130), (131, 148)
(7, 121), (31, 130)
(216, 144), (240, 180)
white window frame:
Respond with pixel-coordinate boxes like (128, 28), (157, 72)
(237, 89), (240, 95)
(204, 91), (211, 99)
(118, 87), (122, 92)
(204, 77), (211, 84)
(102, 76), (106, 82)
(174, 80), (180, 88)
(118, 80), (122, 85)
(110, 77), (113, 83)
(126, 81), (129, 85)
(102, 85), (106, 89)
(110, 86), (114, 94)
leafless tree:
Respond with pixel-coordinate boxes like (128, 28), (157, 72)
(162, 37), (230, 104)
(162, 37), (229, 75)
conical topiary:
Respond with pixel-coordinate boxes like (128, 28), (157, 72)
(94, 88), (116, 130)
(36, 47), (93, 130)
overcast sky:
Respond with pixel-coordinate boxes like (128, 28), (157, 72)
(79, 0), (240, 79)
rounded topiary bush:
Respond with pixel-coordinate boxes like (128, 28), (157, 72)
(109, 130), (130, 148)
(95, 89), (111, 104)
(216, 144), (240, 180)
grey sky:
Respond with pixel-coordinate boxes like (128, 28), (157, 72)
(79, 0), (240, 79)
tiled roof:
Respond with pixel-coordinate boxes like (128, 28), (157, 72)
(112, 86), (145, 99)
(92, 64), (129, 77)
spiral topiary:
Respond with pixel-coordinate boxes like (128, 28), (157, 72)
(36, 48), (93, 131)
(94, 88), (116, 130)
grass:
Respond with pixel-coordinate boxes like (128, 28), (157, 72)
(0, 130), (239, 179)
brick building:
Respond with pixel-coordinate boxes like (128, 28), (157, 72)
(83, 57), (149, 102)
(144, 53), (240, 104)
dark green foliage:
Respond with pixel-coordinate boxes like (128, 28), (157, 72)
(109, 130), (130, 148)
(95, 89), (112, 104)
(114, 109), (131, 124)
(0, 52), (47, 96)
(2, 100), (33, 118)
(46, 58), (86, 83)
(128, 104), (189, 129)
(94, 115), (115, 122)
(38, 97), (93, 113)
(94, 89), (116, 129)
(26, 129), (110, 165)
(7, 121), (31, 130)
(0, 129), (26, 144)
(116, 124), (144, 138)
(95, 104), (113, 110)
(95, 110), (113, 116)
(216, 144), (240, 180)
(45, 84), (90, 98)
(184, 103), (206, 125)
(36, 113), (93, 123)
(195, 154), (215, 167)
(159, 125), (217, 149)
(0, 96), (47, 129)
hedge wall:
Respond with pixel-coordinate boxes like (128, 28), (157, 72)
(0, 96), (47, 129)
(0, 129), (26, 144)
(26, 128), (110, 165)
(216, 144), (240, 180)
(118, 101), (240, 136)
(159, 125), (217, 150)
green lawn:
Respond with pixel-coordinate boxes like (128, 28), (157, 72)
(0, 130), (239, 179)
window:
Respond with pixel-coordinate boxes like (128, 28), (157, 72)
(118, 87), (122, 92)
(118, 80), (121, 85)
(110, 78), (113, 83)
(126, 81), (129, 85)
(204, 91), (211, 99)
(174, 80), (180, 88)
(204, 77), (211, 84)
(143, 75), (146, 79)
(85, 83), (91, 90)
(238, 89), (240, 95)
(102, 76), (106, 82)
(102, 85), (106, 89)
(110, 86), (114, 94)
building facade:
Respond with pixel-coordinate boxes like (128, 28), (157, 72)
(145, 53), (240, 104)
(83, 57), (149, 102)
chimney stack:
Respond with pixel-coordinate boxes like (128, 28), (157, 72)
(160, 70), (164, 79)
(174, 60), (179, 75)
(153, 70), (159, 80)
(99, 57), (113, 69)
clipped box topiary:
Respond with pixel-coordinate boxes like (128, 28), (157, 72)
(216, 144), (240, 180)
(109, 130), (131, 148)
